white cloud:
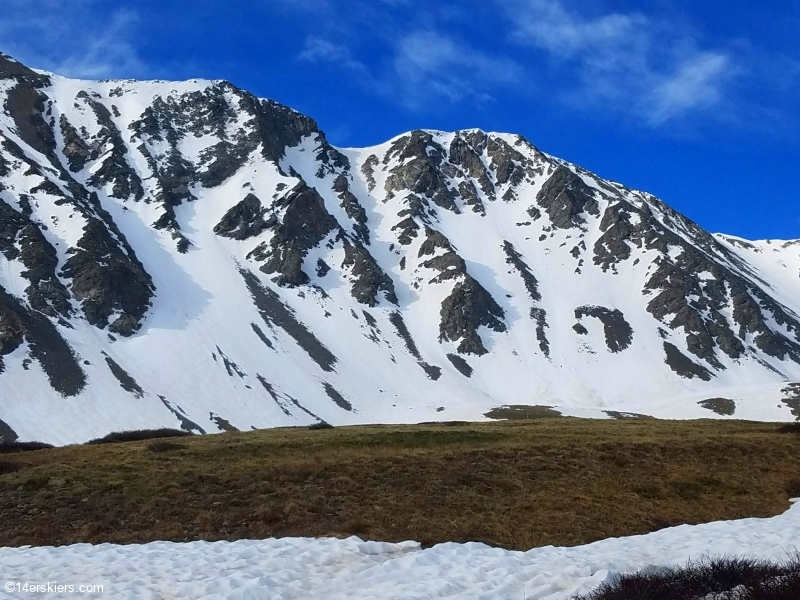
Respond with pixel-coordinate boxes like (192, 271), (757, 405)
(299, 37), (369, 76)
(0, 1), (145, 79)
(504, 0), (737, 125)
(646, 52), (731, 124)
(392, 31), (524, 107)
(300, 30), (525, 110)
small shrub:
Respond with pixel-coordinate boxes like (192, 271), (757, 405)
(785, 479), (800, 498)
(146, 441), (185, 453)
(308, 421), (334, 430)
(573, 555), (800, 600)
(0, 441), (54, 454)
(87, 429), (193, 445)
(777, 422), (800, 434)
(0, 461), (22, 475)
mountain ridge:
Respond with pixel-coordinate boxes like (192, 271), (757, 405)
(0, 52), (799, 444)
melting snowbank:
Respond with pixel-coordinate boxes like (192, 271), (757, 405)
(2, 502), (799, 599)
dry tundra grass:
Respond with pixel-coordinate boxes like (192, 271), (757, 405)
(1, 418), (799, 549)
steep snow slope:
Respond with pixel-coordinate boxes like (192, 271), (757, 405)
(1, 53), (799, 444)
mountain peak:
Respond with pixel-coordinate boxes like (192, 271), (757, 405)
(0, 57), (798, 444)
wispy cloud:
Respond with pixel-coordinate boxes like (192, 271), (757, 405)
(299, 37), (369, 76)
(288, 0), (741, 124)
(0, 0), (145, 79)
(392, 31), (523, 107)
(300, 30), (524, 110)
(503, 0), (737, 125)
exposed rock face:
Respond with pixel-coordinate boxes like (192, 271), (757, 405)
(0, 416), (18, 443)
(439, 277), (506, 355)
(103, 352), (144, 398)
(3, 69), (55, 161)
(575, 306), (633, 353)
(503, 240), (540, 301)
(0, 53), (49, 84)
(663, 342), (713, 381)
(530, 307), (551, 358)
(214, 193), (272, 240)
(61, 219), (153, 335)
(782, 383), (800, 420)
(0, 287), (86, 395)
(384, 131), (458, 212)
(82, 92), (146, 201)
(449, 134), (493, 210)
(643, 235), (799, 368)
(446, 353), (473, 377)
(241, 269), (338, 373)
(537, 166), (599, 229)
(590, 189), (800, 371)
(333, 175), (370, 244)
(0, 198), (71, 317)
(389, 311), (440, 379)
(341, 241), (397, 306)
(0, 298), (24, 362)
(413, 228), (507, 355)
(322, 382), (352, 411)
(256, 183), (338, 286)
(698, 397), (736, 416)
(59, 116), (90, 172)
(1, 53), (800, 444)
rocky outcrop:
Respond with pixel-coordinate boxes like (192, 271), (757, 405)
(384, 131), (458, 212)
(61, 218), (154, 336)
(448, 133), (494, 206)
(415, 228), (506, 355)
(322, 382), (352, 411)
(0, 198), (71, 317)
(440, 277), (506, 355)
(502, 241), (550, 356)
(663, 342), (714, 381)
(341, 241), (397, 306)
(214, 193), (273, 240)
(59, 115), (91, 172)
(530, 307), (550, 358)
(536, 166), (599, 229)
(0, 416), (18, 443)
(2, 62), (55, 163)
(103, 352), (144, 398)
(0, 298), (24, 368)
(0, 286), (86, 395)
(241, 269), (338, 372)
(575, 306), (633, 353)
(389, 311), (441, 380)
(419, 228), (467, 283)
(255, 182), (338, 286)
(333, 175), (369, 244)
(0, 53), (50, 85)
(391, 195), (431, 246)
(446, 353), (473, 377)
(589, 192), (800, 369)
(502, 241), (540, 301)
(82, 92), (145, 201)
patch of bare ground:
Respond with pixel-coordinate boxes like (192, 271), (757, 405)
(698, 397), (737, 416)
(485, 405), (562, 419)
(0, 419), (799, 550)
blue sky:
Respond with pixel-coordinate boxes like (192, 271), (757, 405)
(2, 0), (799, 240)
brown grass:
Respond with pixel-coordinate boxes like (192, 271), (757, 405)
(0, 418), (799, 550)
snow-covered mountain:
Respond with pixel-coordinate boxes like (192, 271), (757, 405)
(1, 53), (799, 444)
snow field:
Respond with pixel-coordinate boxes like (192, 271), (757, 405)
(2, 501), (799, 599)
